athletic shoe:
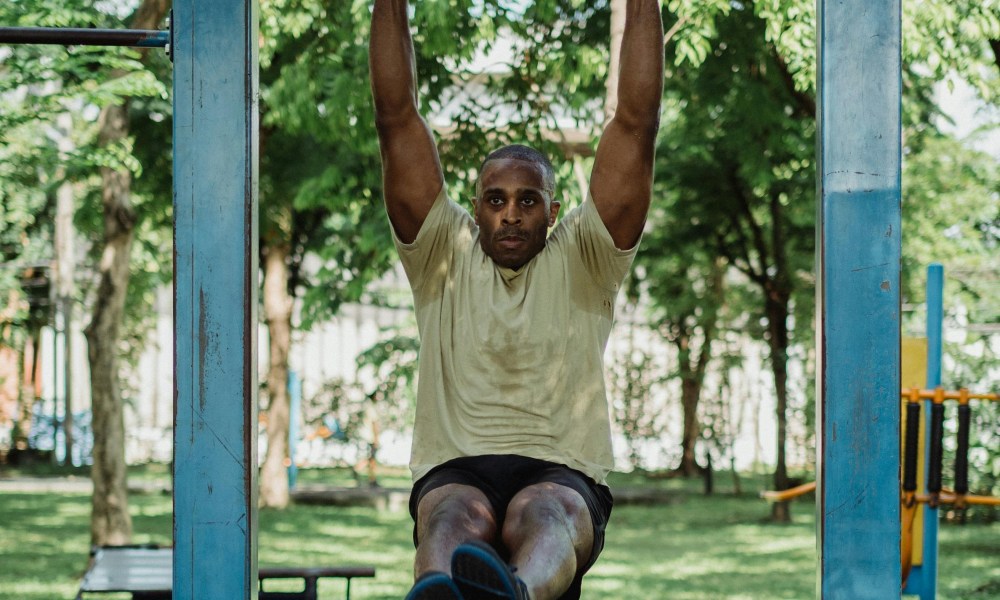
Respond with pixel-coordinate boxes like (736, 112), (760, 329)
(451, 541), (530, 600)
(405, 571), (464, 600)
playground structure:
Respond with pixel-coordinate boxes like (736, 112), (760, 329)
(901, 383), (1000, 598)
(2, 0), (970, 598)
(901, 387), (1000, 509)
(764, 264), (1000, 599)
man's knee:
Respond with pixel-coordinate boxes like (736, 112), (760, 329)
(502, 483), (593, 555)
(416, 484), (497, 543)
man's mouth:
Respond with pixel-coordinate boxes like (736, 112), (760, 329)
(497, 234), (526, 249)
(495, 228), (527, 249)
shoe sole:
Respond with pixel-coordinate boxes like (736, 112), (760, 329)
(451, 541), (521, 600)
(405, 572), (463, 600)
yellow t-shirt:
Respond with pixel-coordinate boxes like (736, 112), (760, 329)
(392, 187), (638, 485)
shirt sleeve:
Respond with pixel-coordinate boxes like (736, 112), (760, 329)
(391, 185), (475, 294)
(552, 195), (640, 293)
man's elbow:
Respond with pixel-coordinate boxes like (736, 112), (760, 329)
(373, 102), (421, 135)
(612, 108), (661, 139)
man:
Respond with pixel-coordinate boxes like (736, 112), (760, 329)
(369, 1), (663, 599)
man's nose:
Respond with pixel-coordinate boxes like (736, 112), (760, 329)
(501, 202), (521, 224)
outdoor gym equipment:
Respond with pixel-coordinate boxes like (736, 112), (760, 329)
(900, 384), (1000, 595)
(901, 387), (1000, 510)
(900, 265), (999, 599)
(766, 264), (1000, 598)
(4, 0), (908, 597)
(0, 26), (169, 47)
(2, 3), (261, 597)
(816, 0), (901, 596)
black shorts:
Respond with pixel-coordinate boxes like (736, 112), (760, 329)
(408, 454), (613, 600)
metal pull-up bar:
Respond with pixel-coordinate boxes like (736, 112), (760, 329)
(0, 26), (169, 48)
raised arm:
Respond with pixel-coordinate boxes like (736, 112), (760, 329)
(370, 0), (444, 243)
(589, 0), (664, 249)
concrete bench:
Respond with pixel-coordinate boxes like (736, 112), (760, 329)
(76, 546), (375, 600)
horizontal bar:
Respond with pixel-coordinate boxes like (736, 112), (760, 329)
(901, 387), (999, 403)
(0, 26), (168, 48)
(914, 492), (1000, 507)
(760, 481), (817, 502)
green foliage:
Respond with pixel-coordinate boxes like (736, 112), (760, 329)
(0, 0), (171, 358)
(607, 340), (670, 469)
(303, 331), (419, 452)
(904, 0), (1000, 104)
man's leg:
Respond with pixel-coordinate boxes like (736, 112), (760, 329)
(415, 483), (499, 577)
(501, 482), (594, 600)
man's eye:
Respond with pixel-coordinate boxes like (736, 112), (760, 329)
(521, 197), (537, 206)
(489, 197), (504, 205)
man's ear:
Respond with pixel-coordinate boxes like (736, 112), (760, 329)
(548, 201), (561, 227)
(471, 197), (479, 225)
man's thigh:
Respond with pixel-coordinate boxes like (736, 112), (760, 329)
(413, 483), (498, 545)
(517, 465), (613, 573)
(408, 455), (612, 558)
(503, 481), (595, 566)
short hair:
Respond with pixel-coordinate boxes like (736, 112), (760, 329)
(475, 144), (556, 203)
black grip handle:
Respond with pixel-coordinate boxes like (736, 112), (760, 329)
(954, 404), (971, 495)
(928, 403), (945, 494)
(903, 402), (921, 492)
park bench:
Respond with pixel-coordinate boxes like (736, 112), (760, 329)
(75, 545), (376, 600)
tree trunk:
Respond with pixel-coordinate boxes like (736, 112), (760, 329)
(14, 331), (40, 453)
(672, 260), (723, 477)
(259, 241), (293, 509)
(766, 292), (792, 522)
(604, 0), (626, 124)
(84, 0), (170, 547)
(86, 102), (135, 546)
(677, 370), (703, 476)
(55, 112), (77, 465)
(366, 411), (380, 488)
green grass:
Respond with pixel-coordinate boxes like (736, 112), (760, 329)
(0, 468), (997, 599)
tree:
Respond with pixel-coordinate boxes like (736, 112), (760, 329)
(255, 0), (402, 508)
(1, 0), (170, 544)
(84, 0), (170, 546)
(651, 3), (816, 520)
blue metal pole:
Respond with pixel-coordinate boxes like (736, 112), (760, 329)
(816, 0), (902, 597)
(288, 371), (301, 490)
(172, 1), (259, 598)
(903, 264), (944, 599)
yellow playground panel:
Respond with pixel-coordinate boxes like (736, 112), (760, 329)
(901, 338), (927, 577)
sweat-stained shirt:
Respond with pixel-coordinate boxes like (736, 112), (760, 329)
(392, 186), (638, 485)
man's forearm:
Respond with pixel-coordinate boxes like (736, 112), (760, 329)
(370, 0), (419, 122)
(615, 0), (664, 127)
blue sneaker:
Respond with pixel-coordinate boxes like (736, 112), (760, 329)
(451, 541), (530, 600)
(405, 571), (463, 600)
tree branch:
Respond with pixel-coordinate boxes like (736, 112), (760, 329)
(771, 47), (815, 119)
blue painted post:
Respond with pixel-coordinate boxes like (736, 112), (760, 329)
(903, 264), (944, 599)
(172, 1), (259, 598)
(816, 0), (901, 597)
(288, 371), (301, 490)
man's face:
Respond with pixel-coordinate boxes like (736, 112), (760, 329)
(474, 158), (560, 270)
